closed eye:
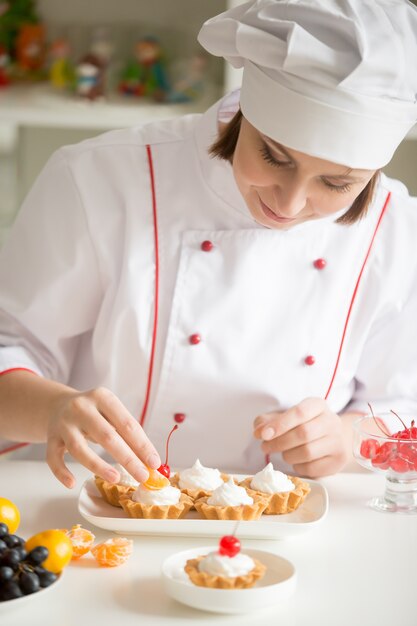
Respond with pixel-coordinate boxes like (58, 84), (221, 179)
(321, 179), (352, 193)
(259, 144), (290, 168)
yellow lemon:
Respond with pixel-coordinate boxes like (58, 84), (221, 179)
(0, 497), (20, 534)
(26, 529), (73, 573)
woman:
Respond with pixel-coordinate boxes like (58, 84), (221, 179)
(0, 0), (416, 488)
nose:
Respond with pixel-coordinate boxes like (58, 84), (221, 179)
(272, 180), (307, 217)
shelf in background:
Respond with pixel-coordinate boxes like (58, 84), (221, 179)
(0, 83), (221, 130)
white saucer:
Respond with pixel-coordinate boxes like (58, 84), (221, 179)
(161, 547), (296, 614)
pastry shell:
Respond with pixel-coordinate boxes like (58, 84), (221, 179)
(238, 476), (311, 515)
(94, 476), (136, 507)
(119, 492), (194, 519)
(194, 494), (268, 521)
(184, 555), (266, 589)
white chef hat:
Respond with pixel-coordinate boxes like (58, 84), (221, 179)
(198, 0), (417, 169)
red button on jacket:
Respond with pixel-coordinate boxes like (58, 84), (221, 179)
(189, 334), (201, 345)
(313, 258), (326, 270)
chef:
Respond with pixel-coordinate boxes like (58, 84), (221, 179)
(0, 0), (417, 489)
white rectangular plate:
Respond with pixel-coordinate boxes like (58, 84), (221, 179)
(78, 476), (328, 540)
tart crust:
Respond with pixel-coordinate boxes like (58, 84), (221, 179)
(118, 492), (194, 519)
(94, 476), (136, 507)
(238, 476), (311, 515)
(184, 555), (266, 589)
(194, 494), (268, 520)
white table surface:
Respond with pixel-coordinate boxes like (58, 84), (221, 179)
(0, 461), (416, 626)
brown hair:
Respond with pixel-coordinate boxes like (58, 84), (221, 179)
(209, 109), (380, 225)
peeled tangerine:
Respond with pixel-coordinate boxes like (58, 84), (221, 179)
(91, 537), (133, 567)
(64, 524), (96, 559)
(142, 468), (170, 491)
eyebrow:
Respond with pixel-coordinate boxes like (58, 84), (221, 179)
(262, 137), (366, 182)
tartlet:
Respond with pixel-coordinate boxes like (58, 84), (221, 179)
(194, 478), (268, 521)
(184, 554), (266, 589)
(170, 459), (229, 503)
(94, 464), (138, 507)
(119, 485), (193, 520)
(238, 464), (311, 515)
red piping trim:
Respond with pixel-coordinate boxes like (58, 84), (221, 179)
(324, 191), (391, 400)
(139, 145), (160, 427)
(264, 192), (391, 466)
(0, 442), (30, 455)
(0, 367), (37, 377)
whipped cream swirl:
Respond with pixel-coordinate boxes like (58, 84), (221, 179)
(132, 484), (181, 506)
(250, 463), (294, 494)
(206, 478), (253, 506)
(113, 463), (139, 488)
(178, 459), (224, 491)
(198, 551), (255, 577)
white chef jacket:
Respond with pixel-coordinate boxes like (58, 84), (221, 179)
(1, 95), (417, 473)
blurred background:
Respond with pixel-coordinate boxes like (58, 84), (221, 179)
(0, 0), (416, 247)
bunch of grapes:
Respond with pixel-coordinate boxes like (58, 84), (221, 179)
(0, 522), (58, 602)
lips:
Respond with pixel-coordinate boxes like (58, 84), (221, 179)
(258, 197), (296, 224)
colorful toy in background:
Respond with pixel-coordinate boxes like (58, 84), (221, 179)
(49, 38), (75, 90)
(0, 3), (211, 104)
(14, 22), (45, 75)
(75, 29), (113, 100)
(0, 43), (10, 86)
(167, 51), (208, 103)
(0, 0), (47, 81)
(119, 36), (170, 102)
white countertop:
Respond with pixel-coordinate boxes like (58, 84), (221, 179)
(0, 461), (416, 626)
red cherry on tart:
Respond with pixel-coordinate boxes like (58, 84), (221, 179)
(157, 424), (179, 479)
(218, 535), (241, 558)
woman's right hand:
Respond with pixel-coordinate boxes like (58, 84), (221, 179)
(46, 386), (161, 489)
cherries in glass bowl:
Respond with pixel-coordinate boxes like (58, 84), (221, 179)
(353, 408), (417, 513)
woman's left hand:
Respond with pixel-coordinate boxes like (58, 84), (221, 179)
(253, 397), (349, 477)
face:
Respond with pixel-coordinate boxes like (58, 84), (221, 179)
(232, 118), (375, 230)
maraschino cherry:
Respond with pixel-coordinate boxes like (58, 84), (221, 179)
(157, 424), (179, 478)
(360, 404), (417, 472)
(218, 535), (241, 558)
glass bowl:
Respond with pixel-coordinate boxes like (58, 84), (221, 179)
(353, 412), (417, 514)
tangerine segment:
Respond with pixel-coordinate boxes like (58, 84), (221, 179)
(91, 537), (133, 567)
(142, 468), (170, 491)
(65, 524), (96, 559)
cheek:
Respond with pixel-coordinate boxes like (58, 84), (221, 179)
(233, 143), (271, 192)
(315, 187), (366, 215)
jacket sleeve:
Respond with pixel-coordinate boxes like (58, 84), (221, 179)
(0, 148), (104, 383)
(345, 269), (417, 418)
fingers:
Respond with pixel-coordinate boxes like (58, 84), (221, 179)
(253, 399), (347, 477)
(261, 417), (328, 454)
(46, 437), (76, 489)
(254, 398), (327, 441)
(292, 452), (347, 478)
(267, 435), (331, 466)
(94, 388), (161, 472)
(47, 426), (134, 487)
(47, 387), (161, 486)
